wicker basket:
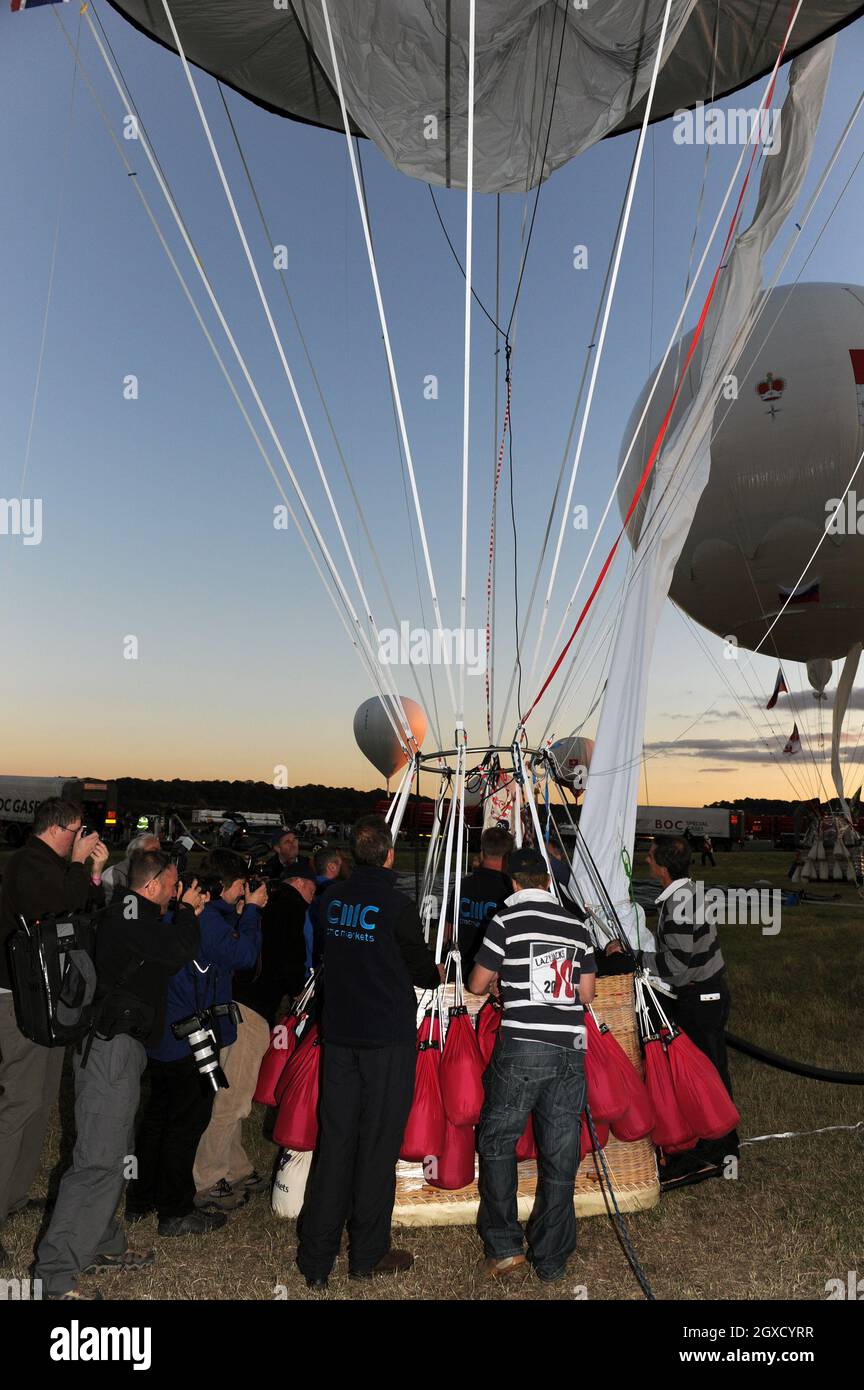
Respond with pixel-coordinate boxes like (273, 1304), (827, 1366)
(393, 972), (659, 1226)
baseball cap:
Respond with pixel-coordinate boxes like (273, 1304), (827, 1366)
(507, 848), (549, 879)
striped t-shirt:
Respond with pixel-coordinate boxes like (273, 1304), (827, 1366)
(474, 888), (597, 1050)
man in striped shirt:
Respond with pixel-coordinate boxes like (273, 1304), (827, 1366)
(468, 848), (596, 1283)
(642, 835), (738, 1186)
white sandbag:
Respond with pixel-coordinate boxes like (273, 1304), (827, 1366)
(271, 1148), (312, 1219)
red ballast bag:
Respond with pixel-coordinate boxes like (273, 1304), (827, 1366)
(666, 1030), (740, 1142)
(440, 1006), (485, 1127)
(253, 1013), (300, 1106)
(400, 1012), (446, 1161)
(589, 1016), (655, 1143)
(272, 1026), (321, 1152)
(643, 1035), (697, 1151)
(475, 997), (502, 1068)
(426, 1120), (476, 1191)
(584, 1013), (629, 1123)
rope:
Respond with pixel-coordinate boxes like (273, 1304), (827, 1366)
(726, 1032), (864, 1084)
(526, 0), (678, 693)
(159, 0), (417, 752)
(741, 1120), (864, 1145)
(62, 8), (400, 731)
(526, 2), (805, 720)
(584, 1105), (655, 1301)
(485, 348), (512, 742)
(318, 0), (457, 717)
(457, 0), (477, 730)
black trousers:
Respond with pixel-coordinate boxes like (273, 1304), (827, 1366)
(665, 977), (739, 1165)
(296, 1042), (416, 1280)
(127, 1055), (215, 1220)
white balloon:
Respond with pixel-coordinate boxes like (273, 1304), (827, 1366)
(548, 735), (594, 788)
(353, 696), (427, 780)
(618, 283), (864, 661)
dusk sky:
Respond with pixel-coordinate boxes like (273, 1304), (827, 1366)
(2, 4), (864, 805)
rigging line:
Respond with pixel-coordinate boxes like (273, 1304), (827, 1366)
(79, 8), (409, 751)
(505, 1), (568, 339)
(508, 378), (523, 726)
(494, 140), (644, 746)
(528, 4), (804, 706)
(490, 193), (502, 740)
(158, 0), (416, 749)
(51, 12), (385, 706)
(16, 6), (82, 503)
(214, 89), (443, 751)
(354, 134), (445, 748)
(426, 186), (505, 338)
(794, 660), (829, 801)
(485, 354), (511, 743)
(527, 0), (678, 695)
(457, 0), (477, 729)
(318, 0), (458, 716)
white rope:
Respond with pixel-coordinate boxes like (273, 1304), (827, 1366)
(527, 0), (677, 692)
(741, 1120), (864, 1146)
(81, 5), (408, 753)
(536, 66), (864, 761)
(530, 3), (806, 708)
(458, 0), (477, 727)
(157, 0), (416, 750)
(318, 0), (458, 717)
(434, 743), (465, 964)
(57, 11), (390, 713)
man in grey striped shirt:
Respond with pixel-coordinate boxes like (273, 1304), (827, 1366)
(468, 848), (596, 1284)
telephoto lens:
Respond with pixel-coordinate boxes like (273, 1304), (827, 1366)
(172, 1012), (229, 1092)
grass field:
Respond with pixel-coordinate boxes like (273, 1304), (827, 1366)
(3, 849), (862, 1301)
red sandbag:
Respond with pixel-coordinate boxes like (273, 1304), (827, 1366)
(475, 997), (502, 1068)
(440, 1006), (485, 1126)
(515, 1113), (537, 1162)
(586, 1012), (655, 1141)
(666, 1030), (740, 1141)
(273, 1020), (317, 1106)
(643, 1036), (697, 1150)
(400, 1014), (446, 1161)
(426, 1120), (477, 1191)
(253, 1013), (300, 1106)
(580, 1112), (609, 1160)
(272, 1027), (321, 1152)
(584, 1014), (629, 1123)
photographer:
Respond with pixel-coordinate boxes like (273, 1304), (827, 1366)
(0, 798), (107, 1267)
(101, 831), (161, 903)
(132, 850), (264, 1226)
(33, 850), (205, 1300)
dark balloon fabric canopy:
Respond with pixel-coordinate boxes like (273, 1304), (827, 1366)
(108, 1), (864, 193)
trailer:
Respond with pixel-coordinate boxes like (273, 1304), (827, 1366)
(0, 775), (119, 847)
(633, 805), (745, 850)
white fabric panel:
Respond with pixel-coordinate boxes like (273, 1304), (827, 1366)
(831, 642), (861, 810)
(570, 40), (835, 948)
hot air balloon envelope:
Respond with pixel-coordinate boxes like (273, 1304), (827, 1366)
(353, 696), (427, 780)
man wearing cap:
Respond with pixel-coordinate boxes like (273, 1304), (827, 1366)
(469, 847), (596, 1285)
(296, 814), (442, 1291)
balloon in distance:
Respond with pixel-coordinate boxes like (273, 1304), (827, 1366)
(618, 283), (864, 664)
(353, 696), (427, 780)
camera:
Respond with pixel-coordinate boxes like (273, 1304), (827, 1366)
(172, 1003), (241, 1091)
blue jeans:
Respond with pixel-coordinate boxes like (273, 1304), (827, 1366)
(477, 1036), (585, 1276)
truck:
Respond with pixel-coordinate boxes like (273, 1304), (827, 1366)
(0, 775), (119, 847)
(634, 805), (746, 850)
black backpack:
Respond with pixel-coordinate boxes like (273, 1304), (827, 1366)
(8, 910), (103, 1047)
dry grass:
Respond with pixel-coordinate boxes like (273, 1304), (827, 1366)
(3, 849), (862, 1301)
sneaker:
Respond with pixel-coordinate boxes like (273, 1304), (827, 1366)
(158, 1210), (228, 1238)
(84, 1249), (156, 1274)
(481, 1254), (528, 1281)
(533, 1266), (569, 1284)
(231, 1169), (270, 1197)
(349, 1249), (414, 1280)
(195, 1178), (248, 1212)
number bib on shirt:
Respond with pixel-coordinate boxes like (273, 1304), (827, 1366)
(529, 944), (577, 1003)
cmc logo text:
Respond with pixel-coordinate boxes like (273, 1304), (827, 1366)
(327, 900), (379, 931)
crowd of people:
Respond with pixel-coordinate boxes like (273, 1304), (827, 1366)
(0, 800), (737, 1298)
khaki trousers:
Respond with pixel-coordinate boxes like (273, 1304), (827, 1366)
(193, 1004), (271, 1192)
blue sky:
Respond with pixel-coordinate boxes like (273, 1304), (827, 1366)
(2, 3), (864, 803)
